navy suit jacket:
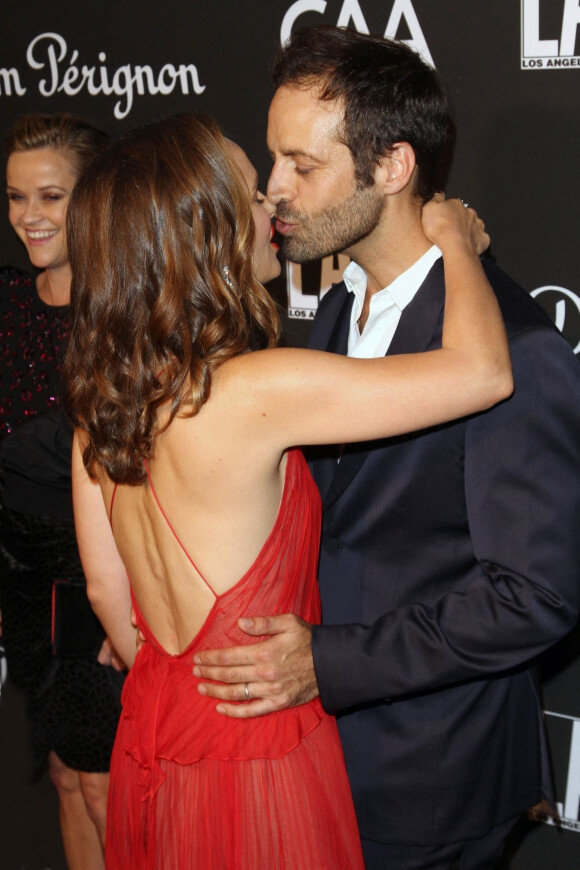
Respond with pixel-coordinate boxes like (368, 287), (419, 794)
(308, 257), (580, 846)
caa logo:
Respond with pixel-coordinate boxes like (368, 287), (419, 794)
(531, 285), (580, 355)
(281, 0), (433, 318)
(529, 711), (580, 832)
(281, 0), (434, 64)
(522, 0), (580, 69)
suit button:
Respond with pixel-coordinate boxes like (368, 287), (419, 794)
(322, 537), (343, 553)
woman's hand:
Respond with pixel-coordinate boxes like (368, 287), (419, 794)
(422, 194), (490, 256)
(97, 636), (127, 671)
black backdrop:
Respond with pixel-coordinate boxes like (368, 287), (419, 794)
(1, 2), (579, 867)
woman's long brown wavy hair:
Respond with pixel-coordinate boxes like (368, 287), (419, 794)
(65, 114), (280, 484)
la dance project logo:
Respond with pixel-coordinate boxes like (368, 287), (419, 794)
(522, 0), (580, 69)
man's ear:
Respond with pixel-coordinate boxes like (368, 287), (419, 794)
(374, 142), (417, 194)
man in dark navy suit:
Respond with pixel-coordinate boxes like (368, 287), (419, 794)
(194, 26), (580, 869)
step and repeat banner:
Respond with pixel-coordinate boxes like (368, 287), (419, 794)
(1, 1), (579, 867)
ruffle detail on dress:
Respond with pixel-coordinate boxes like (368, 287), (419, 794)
(120, 643), (325, 785)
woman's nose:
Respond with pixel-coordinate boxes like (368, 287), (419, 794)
(22, 198), (42, 224)
(263, 195), (276, 218)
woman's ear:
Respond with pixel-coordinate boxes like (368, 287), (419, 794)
(374, 142), (417, 195)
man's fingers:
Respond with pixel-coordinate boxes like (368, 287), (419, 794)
(193, 615), (305, 673)
(197, 681), (247, 702)
(195, 664), (261, 684)
(192, 615), (300, 670)
(215, 698), (281, 719)
(192, 614), (316, 713)
(237, 614), (289, 636)
(198, 678), (282, 702)
(193, 644), (259, 669)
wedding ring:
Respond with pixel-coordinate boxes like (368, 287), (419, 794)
(244, 682), (251, 701)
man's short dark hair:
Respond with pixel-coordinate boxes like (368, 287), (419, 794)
(272, 25), (454, 200)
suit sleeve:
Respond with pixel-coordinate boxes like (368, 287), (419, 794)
(312, 327), (580, 714)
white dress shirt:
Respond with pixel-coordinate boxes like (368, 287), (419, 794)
(345, 245), (442, 358)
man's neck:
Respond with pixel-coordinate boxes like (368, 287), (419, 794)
(345, 199), (432, 298)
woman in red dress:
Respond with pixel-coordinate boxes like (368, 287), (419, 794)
(66, 114), (511, 869)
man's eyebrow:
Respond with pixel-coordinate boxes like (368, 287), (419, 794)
(269, 148), (323, 161)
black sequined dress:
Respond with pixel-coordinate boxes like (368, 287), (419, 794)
(0, 267), (122, 772)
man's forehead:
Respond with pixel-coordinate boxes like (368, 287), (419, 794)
(267, 85), (345, 148)
(270, 83), (343, 116)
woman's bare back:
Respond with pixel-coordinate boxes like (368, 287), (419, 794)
(99, 374), (288, 654)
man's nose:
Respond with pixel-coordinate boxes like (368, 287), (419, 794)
(267, 165), (292, 205)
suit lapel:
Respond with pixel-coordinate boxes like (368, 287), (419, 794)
(387, 258), (445, 356)
(306, 288), (353, 502)
(319, 259), (446, 510)
(325, 292), (352, 355)
(308, 285), (352, 355)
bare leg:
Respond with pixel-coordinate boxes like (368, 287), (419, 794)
(48, 751), (105, 870)
(79, 770), (109, 846)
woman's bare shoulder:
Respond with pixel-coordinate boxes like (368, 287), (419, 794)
(214, 347), (330, 392)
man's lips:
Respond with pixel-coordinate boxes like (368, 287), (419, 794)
(275, 217), (295, 235)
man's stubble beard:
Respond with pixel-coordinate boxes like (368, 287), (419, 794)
(278, 184), (384, 264)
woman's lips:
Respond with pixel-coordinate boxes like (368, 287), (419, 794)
(25, 229), (58, 246)
(269, 224), (280, 251)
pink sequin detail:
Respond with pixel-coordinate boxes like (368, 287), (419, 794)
(0, 272), (69, 438)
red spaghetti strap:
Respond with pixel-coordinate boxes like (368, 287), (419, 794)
(143, 458), (214, 595)
(109, 482), (118, 527)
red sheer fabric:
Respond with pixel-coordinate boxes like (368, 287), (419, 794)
(105, 449), (363, 869)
